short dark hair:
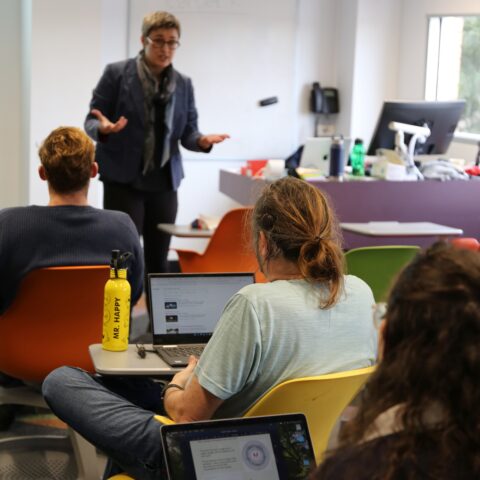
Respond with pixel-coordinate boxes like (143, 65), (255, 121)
(38, 127), (94, 194)
(142, 11), (181, 38)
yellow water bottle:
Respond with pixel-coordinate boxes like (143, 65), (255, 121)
(102, 250), (132, 351)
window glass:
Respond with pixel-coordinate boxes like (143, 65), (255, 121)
(426, 16), (480, 134)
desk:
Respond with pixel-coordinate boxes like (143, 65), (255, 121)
(89, 344), (181, 375)
(219, 170), (480, 249)
(340, 221), (463, 237)
(157, 223), (214, 238)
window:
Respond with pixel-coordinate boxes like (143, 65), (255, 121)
(426, 16), (480, 135)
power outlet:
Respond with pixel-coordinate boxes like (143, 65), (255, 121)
(317, 124), (335, 137)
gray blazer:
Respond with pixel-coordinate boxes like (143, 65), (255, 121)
(84, 58), (205, 190)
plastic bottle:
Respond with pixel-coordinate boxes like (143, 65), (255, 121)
(329, 136), (345, 180)
(351, 138), (366, 176)
(102, 250), (132, 352)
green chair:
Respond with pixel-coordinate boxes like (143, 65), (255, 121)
(345, 245), (420, 302)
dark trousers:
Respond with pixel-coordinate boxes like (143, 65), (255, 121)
(103, 183), (178, 275)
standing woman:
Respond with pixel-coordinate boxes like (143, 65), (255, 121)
(85, 11), (229, 274)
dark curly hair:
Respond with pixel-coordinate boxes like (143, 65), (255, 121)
(252, 176), (344, 308)
(317, 242), (480, 478)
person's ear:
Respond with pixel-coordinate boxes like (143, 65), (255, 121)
(38, 165), (47, 181)
(378, 319), (387, 361)
(258, 231), (268, 259)
(91, 162), (99, 178)
(140, 35), (147, 48)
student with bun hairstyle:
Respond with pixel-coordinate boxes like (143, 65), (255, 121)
(313, 242), (480, 480)
(43, 176), (376, 479)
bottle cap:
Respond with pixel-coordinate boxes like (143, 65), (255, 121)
(110, 250), (132, 276)
(354, 138), (363, 145)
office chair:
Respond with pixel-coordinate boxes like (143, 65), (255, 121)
(175, 207), (266, 282)
(345, 245), (420, 302)
(0, 265), (110, 480)
(107, 365), (374, 479)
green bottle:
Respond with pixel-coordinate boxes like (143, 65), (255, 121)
(351, 138), (365, 176)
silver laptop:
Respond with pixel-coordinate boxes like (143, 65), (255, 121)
(160, 413), (316, 480)
(148, 272), (255, 367)
(300, 137), (352, 176)
(300, 137), (332, 175)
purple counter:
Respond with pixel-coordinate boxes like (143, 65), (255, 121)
(219, 170), (480, 249)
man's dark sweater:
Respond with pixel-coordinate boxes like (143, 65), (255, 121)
(0, 205), (144, 314)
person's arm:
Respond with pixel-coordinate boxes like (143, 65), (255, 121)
(180, 78), (229, 152)
(84, 63), (127, 142)
(164, 292), (262, 422)
(163, 356), (224, 423)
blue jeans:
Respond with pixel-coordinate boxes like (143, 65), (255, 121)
(42, 367), (168, 479)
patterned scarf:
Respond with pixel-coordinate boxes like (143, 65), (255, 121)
(136, 52), (176, 174)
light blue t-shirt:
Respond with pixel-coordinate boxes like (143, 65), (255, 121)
(195, 276), (377, 419)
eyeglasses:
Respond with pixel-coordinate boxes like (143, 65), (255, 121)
(146, 37), (180, 50)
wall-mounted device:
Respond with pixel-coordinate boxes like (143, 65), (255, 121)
(310, 82), (339, 115)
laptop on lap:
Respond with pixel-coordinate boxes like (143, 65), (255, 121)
(160, 413), (316, 480)
(148, 272), (255, 367)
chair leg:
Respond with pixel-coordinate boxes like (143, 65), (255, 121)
(69, 427), (100, 480)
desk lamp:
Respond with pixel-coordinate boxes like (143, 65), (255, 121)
(388, 121), (431, 180)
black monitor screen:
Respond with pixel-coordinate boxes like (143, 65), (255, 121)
(367, 100), (466, 156)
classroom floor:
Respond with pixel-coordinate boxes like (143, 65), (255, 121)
(0, 296), (150, 479)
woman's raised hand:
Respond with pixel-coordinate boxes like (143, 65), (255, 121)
(91, 109), (128, 135)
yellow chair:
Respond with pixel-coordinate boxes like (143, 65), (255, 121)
(159, 366), (373, 460)
(109, 367), (374, 478)
(345, 245), (420, 302)
(175, 207), (266, 282)
(0, 265), (109, 479)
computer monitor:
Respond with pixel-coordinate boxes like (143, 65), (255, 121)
(367, 100), (466, 156)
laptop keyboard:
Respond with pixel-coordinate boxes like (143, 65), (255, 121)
(155, 345), (205, 366)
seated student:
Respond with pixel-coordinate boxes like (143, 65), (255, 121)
(42, 176), (376, 479)
(312, 242), (480, 480)
(0, 126), (144, 315)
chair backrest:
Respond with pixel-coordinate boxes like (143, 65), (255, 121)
(177, 207), (266, 281)
(345, 245), (420, 302)
(0, 265), (109, 383)
(451, 237), (480, 251)
(244, 366), (375, 463)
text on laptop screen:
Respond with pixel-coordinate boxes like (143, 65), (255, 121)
(161, 414), (316, 480)
(150, 274), (253, 337)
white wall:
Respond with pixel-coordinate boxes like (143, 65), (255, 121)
(29, 0), (103, 206)
(350, 0), (402, 144)
(0, 0), (27, 208)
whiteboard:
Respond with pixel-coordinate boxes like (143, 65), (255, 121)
(128, 0), (298, 160)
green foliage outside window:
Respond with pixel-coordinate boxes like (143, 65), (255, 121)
(458, 17), (480, 134)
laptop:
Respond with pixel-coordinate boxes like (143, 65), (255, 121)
(160, 413), (316, 480)
(300, 137), (353, 176)
(148, 272), (255, 367)
(300, 137), (332, 175)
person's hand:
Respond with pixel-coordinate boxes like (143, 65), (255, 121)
(170, 355), (198, 388)
(91, 109), (128, 135)
(198, 134), (230, 150)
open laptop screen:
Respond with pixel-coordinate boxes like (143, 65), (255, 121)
(149, 273), (254, 345)
(160, 413), (316, 480)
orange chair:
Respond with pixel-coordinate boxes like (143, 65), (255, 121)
(175, 207), (266, 282)
(0, 265), (110, 479)
(0, 265), (109, 382)
(451, 237), (480, 251)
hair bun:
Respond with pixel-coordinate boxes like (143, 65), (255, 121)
(262, 213), (275, 231)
